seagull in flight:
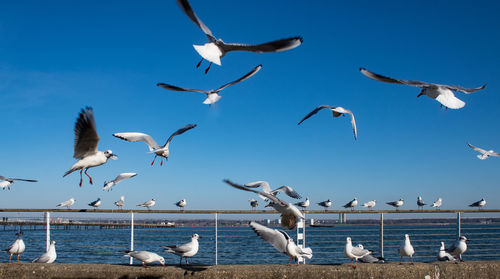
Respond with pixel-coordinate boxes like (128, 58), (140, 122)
(244, 181), (302, 201)
(113, 124), (197, 166)
(469, 198), (486, 210)
(298, 105), (357, 140)
(0, 176), (37, 190)
(103, 173), (137, 191)
(57, 198), (75, 209)
(63, 107), (117, 186)
(176, 0), (302, 73)
(157, 65), (262, 105)
(360, 68), (486, 109)
(467, 143), (500, 160)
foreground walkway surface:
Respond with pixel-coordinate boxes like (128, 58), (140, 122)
(0, 261), (499, 279)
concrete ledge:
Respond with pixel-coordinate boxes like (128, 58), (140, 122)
(0, 261), (499, 279)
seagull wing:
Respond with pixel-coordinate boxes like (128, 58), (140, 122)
(9, 178), (38, 182)
(221, 37), (303, 53)
(467, 143), (487, 154)
(113, 132), (160, 152)
(351, 245), (371, 257)
(245, 181), (272, 200)
(297, 105), (335, 125)
(360, 68), (433, 88)
(163, 124), (197, 148)
(249, 221), (288, 253)
(444, 84), (486, 94)
(176, 0), (214, 40)
(271, 186), (302, 199)
(224, 179), (286, 206)
(156, 83), (210, 94)
(331, 107), (357, 140)
(163, 241), (193, 254)
(469, 201), (480, 207)
(113, 173), (137, 184)
(73, 107), (100, 159)
(214, 65), (262, 92)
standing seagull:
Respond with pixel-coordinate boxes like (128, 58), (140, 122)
(114, 196), (125, 209)
(249, 198), (259, 210)
(360, 68), (486, 109)
(467, 143), (500, 160)
(317, 199), (332, 211)
(446, 236), (468, 262)
(88, 198), (101, 210)
(0, 176), (37, 190)
(417, 196), (426, 210)
(33, 241), (56, 263)
(57, 198), (76, 209)
(386, 199), (404, 211)
(250, 221), (312, 265)
(431, 198), (443, 210)
(103, 173), (137, 191)
(158, 65), (262, 105)
(113, 124), (197, 166)
(294, 198), (310, 210)
(175, 199), (187, 211)
(298, 105), (357, 140)
(162, 234), (201, 266)
(63, 107), (117, 186)
(399, 234), (415, 264)
(176, 0), (302, 73)
(343, 198), (358, 211)
(344, 237), (371, 268)
(5, 231), (25, 265)
(437, 242), (457, 262)
(137, 199), (156, 210)
(469, 198), (486, 210)
(362, 200), (376, 210)
(123, 251), (165, 268)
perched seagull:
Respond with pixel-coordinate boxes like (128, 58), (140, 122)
(344, 237), (371, 268)
(103, 173), (137, 191)
(162, 234), (201, 265)
(417, 196), (426, 210)
(158, 65), (262, 105)
(446, 236), (468, 262)
(137, 199), (156, 210)
(57, 198), (76, 209)
(113, 124), (197, 166)
(294, 198), (310, 210)
(249, 198), (259, 210)
(176, 0), (302, 73)
(386, 199), (404, 211)
(469, 198), (486, 210)
(437, 242), (457, 262)
(63, 107), (117, 187)
(224, 179), (304, 229)
(123, 250), (165, 268)
(399, 234), (415, 264)
(114, 196), (125, 209)
(33, 241), (56, 263)
(298, 105), (357, 140)
(249, 221), (312, 265)
(362, 200), (376, 210)
(356, 245), (384, 263)
(88, 198), (101, 210)
(343, 198), (358, 211)
(244, 181), (302, 201)
(431, 198), (443, 210)
(467, 143), (500, 160)
(317, 199), (332, 211)
(360, 68), (486, 109)
(0, 176), (37, 190)
(175, 199), (187, 211)
(5, 231), (25, 265)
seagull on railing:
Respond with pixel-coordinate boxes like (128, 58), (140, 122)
(469, 198), (486, 210)
(137, 199), (156, 210)
(88, 198), (101, 210)
(123, 250), (165, 268)
(467, 143), (500, 160)
(57, 198), (75, 209)
(343, 198), (358, 211)
(157, 65), (262, 105)
(317, 199), (332, 211)
(114, 196), (125, 209)
(63, 107), (117, 187)
(431, 198), (443, 210)
(176, 0), (302, 73)
(446, 236), (467, 262)
(298, 105), (357, 140)
(5, 231), (25, 265)
(437, 242), (457, 262)
(103, 173), (137, 191)
(33, 241), (56, 263)
(362, 200), (376, 210)
(113, 124), (197, 166)
(244, 181), (302, 201)
(175, 199), (187, 211)
(0, 176), (37, 191)
(294, 198), (310, 210)
(249, 198), (259, 210)
(162, 234), (201, 266)
(399, 234), (415, 265)
(386, 199), (404, 211)
(417, 196), (426, 210)
(344, 237), (371, 268)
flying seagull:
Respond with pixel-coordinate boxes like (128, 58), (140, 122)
(157, 65), (262, 105)
(399, 234), (415, 264)
(244, 181), (302, 201)
(57, 198), (75, 209)
(298, 105), (357, 140)
(137, 199), (156, 210)
(317, 199), (332, 211)
(33, 241), (56, 263)
(0, 176), (37, 190)
(446, 236), (467, 262)
(360, 68), (486, 109)
(386, 199), (404, 211)
(162, 234), (201, 266)
(103, 173), (137, 191)
(114, 196), (125, 209)
(123, 250), (165, 268)
(417, 196), (426, 210)
(467, 143), (500, 160)
(176, 0), (302, 73)
(88, 198), (101, 210)
(63, 107), (117, 186)
(113, 124), (197, 166)
(5, 231), (25, 265)
(175, 199), (187, 211)
(362, 200), (376, 210)
(344, 237), (371, 268)
(469, 198), (486, 210)
(343, 198), (358, 211)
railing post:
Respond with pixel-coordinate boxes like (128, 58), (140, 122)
(45, 212), (50, 252)
(130, 212), (134, 265)
(380, 213), (384, 258)
(457, 212), (461, 238)
(297, 214), (306, 264)
(214, 212), (218, 265)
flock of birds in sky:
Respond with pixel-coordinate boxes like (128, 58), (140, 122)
(1, 0), (496, 267)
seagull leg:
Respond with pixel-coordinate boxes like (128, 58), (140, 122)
(17, 254), (20, 264)
(399, 256), (402, 265)
(8, 254), (12, 265)
(142, 262), (149, 268)
(196, 58), (203, 68)
(186, 257), (189, 265)
(288, 257), (292, 266)
(160, 157), (163, 166)
(204, 62), (212, 74)
(151, 155), (157, 166)
(79, 169), (83, 187)
(84, 169), (93, 184)
(179, 256), (182, 266)
(410, 256), (414, 265)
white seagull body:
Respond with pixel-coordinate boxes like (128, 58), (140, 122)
(57, 198), (75, 209)
(113, 124), (197, 166)
(317, 199), (332, 211)
(175, 199), (187, 211)
(63, 107), (117, 187)
(446, 236), (467, 262)
(114, 196), (125, 209)
(360, 68), (485, 109)
(137, 199), (156, 210)
(124, 250), (165, 267)
(386, 199), (404, 211)
(5, 232), (25, 264)
(103, 173), (137, 191)
(294, 198), (310, 210)
(469, 198), (486, 210)
(298, 105), (357, 140)
(362, 200), (376, 210)
(417, 196), (426, 210)
(162, 234), (201, 265)
(0, 176), (37, 190)
(88, 198), (101, 209)
(343, 198), (358, 211)
(344, 237), (371, 268)
(33, 241), (56, 263)
(438, 242), (457, 262)
(399, 234), (415, 264)
(467, 143), (500, 160)
(431, 198), (443, 210)
(244, 181), (302, 201)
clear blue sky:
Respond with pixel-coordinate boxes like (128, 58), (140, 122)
(1, 0), (499, 211)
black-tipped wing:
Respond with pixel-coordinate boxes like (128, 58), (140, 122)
(467, 143), (487, 154)
(444, 84), (486, 94)
(176, 0), (214, 39)
(222, 37), (302, 53)
(360, 68), (432, 88)
(223, 179), (284, 205)
(215, 65), (262, 92)
(157, 83), (210, 94)
(249, 221), (288, 253)
(164, 124), (197, 147)
(73, 107), (100, 159)
(297, 105), (334, 125)
(0, 176), (37, 182)
(270, 186), (302, 199)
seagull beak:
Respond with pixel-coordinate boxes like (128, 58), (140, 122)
(198, 236), (203, 238)
(111, 154), (118, 160)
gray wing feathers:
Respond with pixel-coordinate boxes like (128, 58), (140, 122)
(73, 107), (100, 159)
(222, 37), (303, 53)
(113, 132), (160, 151)
(215, 65), (262, 92)
(271, 186), (302, 199)
(176, 0), (213, 39)
(164, 124), (197, 147)
(249, 222), (288, 253)
(157, 83), (210, 94)
(297, 105), (334, 125)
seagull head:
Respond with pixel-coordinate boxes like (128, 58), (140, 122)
(104, 150), (118, 160)
(440, 242), (445, 250)
(459, 236), (467, 242)
(192, 233), (202, 239)
(346, 237), (352, 244)
(404, 234), (410, 240)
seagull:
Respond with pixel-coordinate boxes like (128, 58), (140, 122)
(103, 173), (137, 191)
(175, 199), (187, 211)
(57, 198), (76, 209)
(386, 199), (404, 211)
(113, 124), (197, 166)
(244, 181), (302, 201)
(294, 198), (310, 210)
(469, 198), (486, 210)
(224, 179), (304, 229)
(446, 236), (467, 262)
(114, 196), (125, 209)
(437, 242), (457, 262)
(5, 231), (25, 265)
(123, 250), (165, 268)
(88, 198), (101, 210)
(33, 241), (56, 263)
(298, 105), (357, 140)
(137, 199), (156, 210)
(158, 65), (262, 105)
(362, 200), (376, 210)
(249, 198), (259, 210)
(356, 245), (385, 263)
(176, 0), (302, 73)
(417, 196), (426, 210)
(162, 234), (201, 265)
(467, 143), (500, 160)
(431, 198), (443, 210)
(0, 176), (37, 190)
(399, 234), (415, 264)
(360, 68), (486, 109)
(249, 221), (312, 265)
(344, 237), (371, 268)
(317, 199), (332, 211)
(343, 198), (358, 211)
(63, 107), (117, 187)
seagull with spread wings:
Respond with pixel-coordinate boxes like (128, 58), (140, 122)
(298, 105), (357, 140)
(103, 173), (137, 191)
(176, 0), (302, 73)
(467, 143), (500, 160)
(244, 181), (302, 201)
(0, 176), (37, 190)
